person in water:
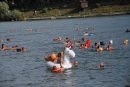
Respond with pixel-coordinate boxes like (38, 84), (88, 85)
(70, 61), (78, 66)
(21, 47), (27, 52)
(106, 45), (114, 51)
(16, 47), (27, 52)
(10, 45), (18, 50)
(51, 65), (64, 73)
(1, 44), (8, 50)
(44, 53), (57, 63)
(56, 52), (64, 68)
(84, 32), (88, 36)
(126, 29), (130, 32)
(87, 63), (105, 69)
(123, 40), (128, 45)
(96, 46), (103, 52)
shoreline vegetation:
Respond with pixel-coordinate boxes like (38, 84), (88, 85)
(0, 1), (130, 21)
(25, 12), (130, 21)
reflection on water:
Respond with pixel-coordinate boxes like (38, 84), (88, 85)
(0, 15), (130, 87)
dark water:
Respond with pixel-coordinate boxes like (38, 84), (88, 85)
(0, 15), (130, 87)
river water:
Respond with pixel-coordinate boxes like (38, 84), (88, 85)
(0, 15), (130, 87)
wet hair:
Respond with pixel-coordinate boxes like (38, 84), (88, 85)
(16, 48), (21, 52)
(52, 66), (56, 69)
(2, 44), (4, 46)
(100, 42), (105, 45)
(57, 53), (61, 57)
(100, 63), (104, 68)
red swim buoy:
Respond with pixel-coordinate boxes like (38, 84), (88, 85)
(85, 40), (91, 47)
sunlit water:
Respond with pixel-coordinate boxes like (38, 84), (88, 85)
(0, 15), (130, 87)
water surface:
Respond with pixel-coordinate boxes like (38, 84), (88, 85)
(0, 15), (130, 87)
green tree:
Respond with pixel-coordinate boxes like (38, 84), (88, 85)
(11, 9), (23, 20)
(0, 2), (9, 20)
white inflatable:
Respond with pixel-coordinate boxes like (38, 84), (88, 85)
(46, 47), (75, 69)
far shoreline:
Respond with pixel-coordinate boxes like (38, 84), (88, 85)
(24, 12), (130, 21)
(0, 12), (130, 22)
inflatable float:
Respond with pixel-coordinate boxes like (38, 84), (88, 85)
(89, 33), (93, 36)
(85, 40), (91, 47)
(46, 47), (75, 69)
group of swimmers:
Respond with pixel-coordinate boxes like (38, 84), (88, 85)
(1, 44), (26, 52)
(50, 32), (129, 73)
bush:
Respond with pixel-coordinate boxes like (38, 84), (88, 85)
(11, 9), (23, 20)
(43, 7), (48, 13)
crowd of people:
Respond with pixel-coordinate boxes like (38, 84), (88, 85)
(49, 27), (129, 73)
(1, 27), (129, 74)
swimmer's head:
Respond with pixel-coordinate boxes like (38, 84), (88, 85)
(100, 63), (104, 68)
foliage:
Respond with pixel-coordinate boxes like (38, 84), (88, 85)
(43, 7), (48, 13)
(11, 9), (23, 20)
(0, 2), (9, 20)
(95, 3), (101, 7)
(0, 2), (23, 21)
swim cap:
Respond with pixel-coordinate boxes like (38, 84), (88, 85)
(125, 40), (128, 43)
(51, 53), (56, 59)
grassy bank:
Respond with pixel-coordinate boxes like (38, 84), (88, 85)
(22, 4), (130, 20)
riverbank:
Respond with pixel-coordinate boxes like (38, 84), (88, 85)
(25, 11), (130, 21)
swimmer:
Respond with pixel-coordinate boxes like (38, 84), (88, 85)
(53, 37), (61, 41)
(44, 53), (57, 63)
(6, 38), (12, 41)
(42, 28), (45, 30)
(0, 40), (3, 42)
(75, 28), (79, 31)
(123, 40), (128, 45)
(86, 28), (89, 30)
(106, 45), (114, 51)
(21, 47), (26, 52)
(87, 63), (105, 69)
(126, 29), (130, 32)
(35, 30), (39, 32)
(96, 46), (103, 52)
(51, 66), (64, 73)
(84, 32), (88, 36)
(14, 30), (17, 32)
(82, 37), (85, 42)
(70, 43), (75, 49)
(56, 52), (64, 68)
(10, 46), (16, 50)
(71, 61), (78, 66)
(1, 44), (8, 50)
(92, 28), (95, 31)
(80, 44), (85, 49)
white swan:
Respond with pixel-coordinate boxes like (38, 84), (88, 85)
(46, 47), (75, 69)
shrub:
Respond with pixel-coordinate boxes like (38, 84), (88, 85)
(11, 9), (23, 20)
(43, 7), (48, 13)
